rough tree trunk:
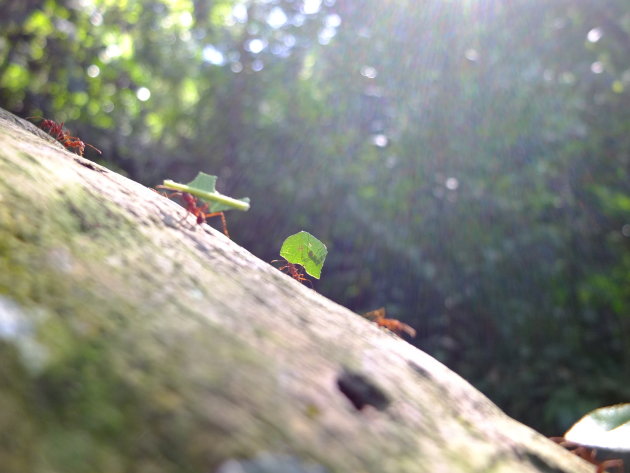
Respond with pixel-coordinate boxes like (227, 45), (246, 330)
(0, 108), (593, 473)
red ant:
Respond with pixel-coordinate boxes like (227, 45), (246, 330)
(272, 259), (312, 287)
(28, 117), (101, 156)
(550, 437), (624, 473)
(156, 186), (229, 237)
(362, 308), (416, 338)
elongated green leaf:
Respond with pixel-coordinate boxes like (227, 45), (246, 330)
(279, 231), (327, 279)
(162, 172), (250, 212)
(565, 403), (630, 450)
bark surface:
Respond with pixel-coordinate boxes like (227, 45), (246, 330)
(0, 108), (594, 473)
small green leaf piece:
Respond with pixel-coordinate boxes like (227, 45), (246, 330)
(280, 231), (327, 279)
(565, 403), (630, 450)
(188, 172), (219, 192)
(162, 172), (250, 212)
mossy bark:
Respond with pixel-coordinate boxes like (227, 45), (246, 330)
(0, 108), (593, 473)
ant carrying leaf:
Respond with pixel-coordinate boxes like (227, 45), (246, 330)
(272, 232), (327, 288)
(362, 308), (416, 338)
(155, 187), (229, 237)
(156, 172), (250, 237)
(161, 173), (250, 212)
(278, 231), (327, 279)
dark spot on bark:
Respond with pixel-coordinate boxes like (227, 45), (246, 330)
(521, 451), (568, 473)
(408, 360), (432, 378)
(336, 368), (389, 411)
(74, 157), (106, 172)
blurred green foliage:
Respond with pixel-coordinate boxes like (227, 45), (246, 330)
(2, 0), (630, 435)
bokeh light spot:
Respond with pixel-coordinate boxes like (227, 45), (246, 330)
(590, 61), (603, 74)
(247, 38), (266, 54)
(587, 28), (602, 43)
(302, 0), (322, 15)
(232, 4), (248, 23)
(360, 66), (377, 79)
(86, 64), (100, 78)
(136, 87), (151, 101)
(445, 177), (459, 190)
(465, 48), (479, 61)
(267, 7), (288, 28)
(325, 14), (342, 28)
(372, 134), (388, 147)
(203, 45), (225, 65)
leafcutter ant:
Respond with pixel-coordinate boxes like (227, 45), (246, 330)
(155, 186), (229, 237)
(272, 259), (312, 287)
(362, 308), (416, 338)
(550, 437), (624, 473)
(28, 117), (101, 156)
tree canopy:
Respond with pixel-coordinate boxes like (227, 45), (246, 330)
(1, 0), (629, 435)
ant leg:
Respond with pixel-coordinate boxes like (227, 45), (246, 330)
(154, 189), (185, 217)
(287, 262), (313, 287)
(299, 274), (313, 288)
(271, 260), (312, 286)
(597, 459), (624, 473)
(85, 143), (102, 155)
(205, 211), (230, 237)
(154, 189), (191, 224)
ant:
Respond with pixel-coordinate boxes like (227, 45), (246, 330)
(28, 116), (101, 156)
(272, 259), (312, 287)
(155, 186), (229, 237)
(550, 437), (624, 473)
(362, 308), (416, 338)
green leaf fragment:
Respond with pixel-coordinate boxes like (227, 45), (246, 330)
(187, 172), (220, 193)
(279, 231), (327, 279)
(162, 172), (250, 212)
(565, 403), (630, 450)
